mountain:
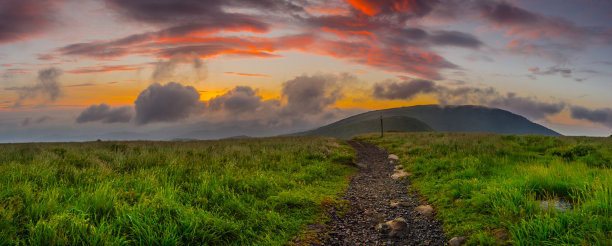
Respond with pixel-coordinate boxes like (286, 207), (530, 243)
(294, 105), (561, 139)
(294, 115), (433, 139)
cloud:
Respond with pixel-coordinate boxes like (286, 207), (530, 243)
(345, 0), (438, 17)
(280, 74), (348, 116)
(436, 86), (566, 120)
(20, 116), (53, 127)
(370, 79), (566, 120)
(429, 30), (483, 48)
(373, 79), (435, 100)
(528, 66), (572, 78)
(66, 65), (143, 74)
(134, 82), (204, 125)
(0, 0), (60, 43)
(5, 68), (63, 106)
(208, 86), (263, 114)
(52, 0), (483, 80)
(225, 72), (271, 77)
(570, 106), (612, 129)
(76, 103), (132, 124)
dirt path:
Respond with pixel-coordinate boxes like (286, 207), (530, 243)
(318, 141), (446, 245)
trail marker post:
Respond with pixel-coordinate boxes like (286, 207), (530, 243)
(380, 115), (383, 138)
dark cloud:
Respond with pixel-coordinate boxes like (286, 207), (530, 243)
(76, 103), (132, 124)
(134, 82), (204, 125)
(345, 0), (439, 17)
(532, 66), (572, 77)
(0, 0), (59, 43)
(369, 78), (566, 120)
(208, 86), (263, 114)
(5, 68), (63, 106)
(570, 106), (612, 128)
(373, 79), (435, 100)
(102, 0), (299, 33)
(479, 1), (538, 25)
(429, 30), (483, 48)
(436, 86), (566, 120)
(20, 116), (53, 127)
(280, 74), (347, 115)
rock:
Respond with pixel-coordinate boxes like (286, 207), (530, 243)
(539, 199), (572, 213)
(355, 162), (368, 169)
(390, 200), (412, 208)
(391, 169), (410, 179)
(415, 205), (434, 217)
(390, 200), (399, 207)
(494, 229), (509, 244)
(388, 154), (399, 160)
(449, 236), (467, 246)
(376, 218), (407, 237)
(398, 201), (411, 207)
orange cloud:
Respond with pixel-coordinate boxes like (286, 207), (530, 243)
(66, 65), (145, 74)
(224, 72), (271, 77)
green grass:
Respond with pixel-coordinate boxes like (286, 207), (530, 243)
(359, 132), (612, 245)
(0, 137), (356, 245)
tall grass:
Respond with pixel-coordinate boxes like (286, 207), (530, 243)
(0, 137), (356, 245)
(361, 132), (611, 245)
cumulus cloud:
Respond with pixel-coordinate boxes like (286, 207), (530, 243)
(134, 82), (204, 125)
(5, 68), (63, 106)
(20, 116), (53, 127)
(76, 103), (132, 124)
(280, 74), (348, 116)
(208, 86), (263, 114)
(436, 86), (566, 120)
(371, 79), (566, 120)
(373, 79), (435, 100)
(570, 106), (612, 129)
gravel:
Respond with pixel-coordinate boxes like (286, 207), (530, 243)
(317, 141), (446, 246)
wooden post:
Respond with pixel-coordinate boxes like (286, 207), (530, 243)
(380, 115), (383, 138)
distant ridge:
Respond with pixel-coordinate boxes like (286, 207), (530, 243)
(294, 105), (561, 139)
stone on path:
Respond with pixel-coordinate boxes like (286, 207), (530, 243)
(391, 169), (410, 179)
(449, 236), (467, 246)
(388, 154), (399, 160)
(376, 217), (408, 237)
(390, 200), (412, 208)
(415, 205), (434, 217)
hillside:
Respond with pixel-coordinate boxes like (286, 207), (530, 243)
(297, 105), (561, 138)
(295, 116), (433, 139)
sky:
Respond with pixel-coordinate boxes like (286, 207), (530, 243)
(1, 0), (612, 142)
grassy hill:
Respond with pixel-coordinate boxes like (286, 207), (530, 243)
(300, 105), (561, 137)
(294, 115), (433, 139)
(361, 132), (611, 245)
(0, 137), (355, 245)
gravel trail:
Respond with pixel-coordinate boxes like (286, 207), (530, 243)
(318, 141), (446, 246)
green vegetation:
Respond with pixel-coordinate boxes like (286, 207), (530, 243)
(360, 132), (611, 245)
(0, 137), (356, 245)
(296, 115), (433, 139)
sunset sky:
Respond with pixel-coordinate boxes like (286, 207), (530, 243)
(1, 0), (612, 142)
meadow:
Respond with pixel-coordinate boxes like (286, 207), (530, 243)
(360, 132), (612, 245)
(0, 137), (355, 245)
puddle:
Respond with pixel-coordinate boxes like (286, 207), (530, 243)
(538, 199), (572, 213)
